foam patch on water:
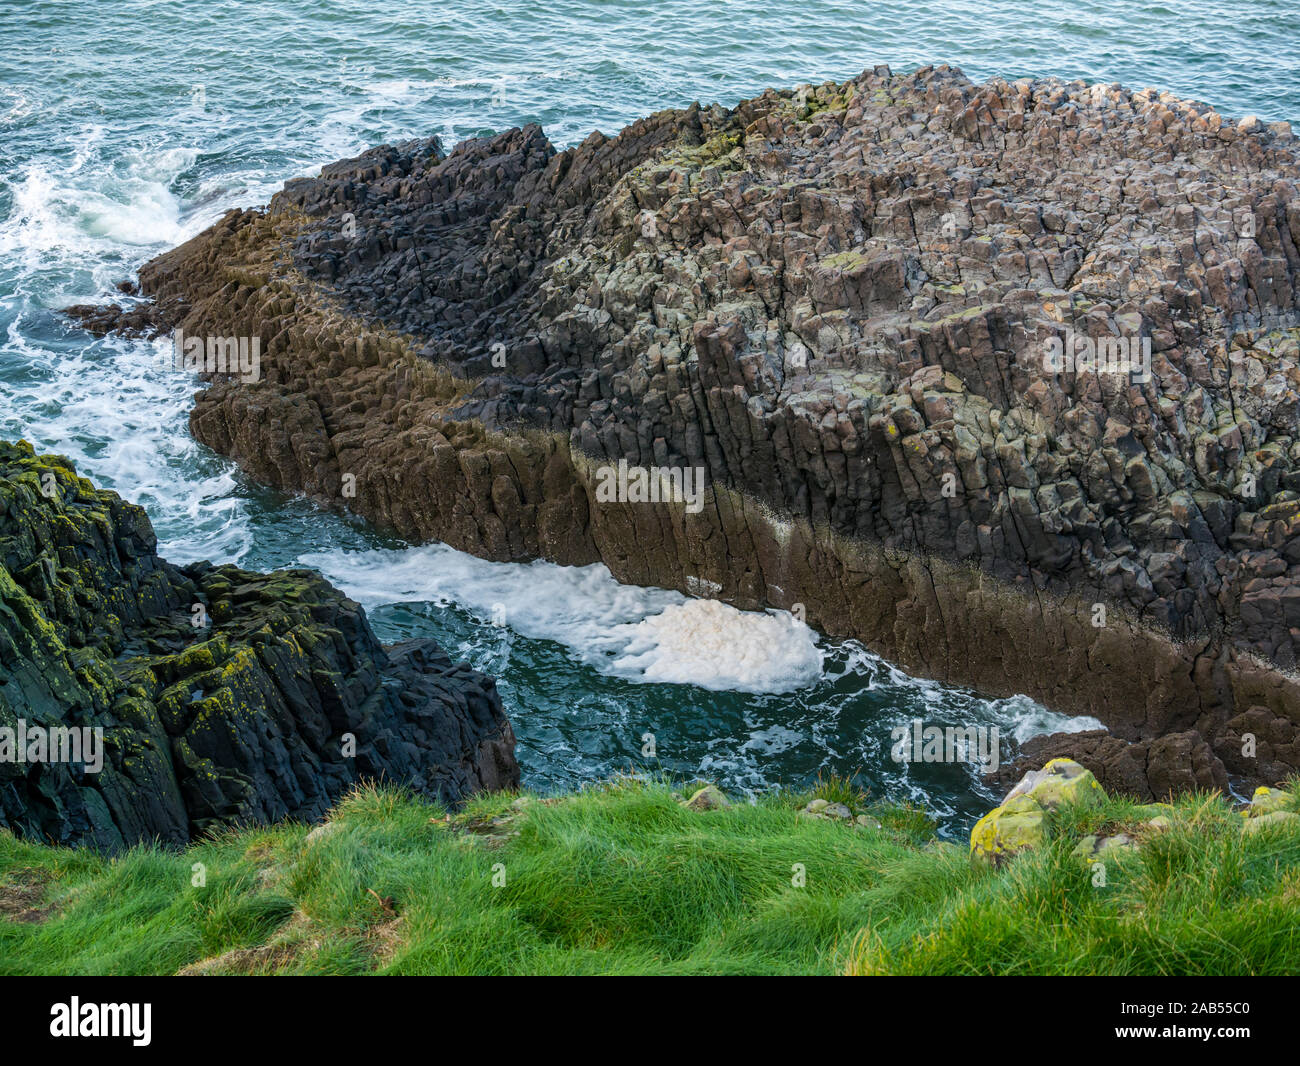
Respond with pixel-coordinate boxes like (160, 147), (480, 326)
(994, 699), (1105, 744)
(606, 599), (823, 692)
(833, 643), (1104, 748)
(0, 330), (258, 562)
(298, 544), (824, 694)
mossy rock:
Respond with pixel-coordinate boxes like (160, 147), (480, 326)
(0, 442), (519, 851)
(1005, 758), (1107, 810)
(1242, 811), (1300, 835)
(1072, 832), (1138, 861)
(1243, 786), (1294, 817)
(970, 794), (1047, 865)
(682, 785), (731, 812)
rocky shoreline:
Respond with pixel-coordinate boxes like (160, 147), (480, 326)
(69, 64), (1300, 799)
(0, 442), (517, 850)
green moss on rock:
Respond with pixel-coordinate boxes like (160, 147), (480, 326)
(0, 442), (517, 851)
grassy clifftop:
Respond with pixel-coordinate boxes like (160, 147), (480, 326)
(2, 777), (1297, 975)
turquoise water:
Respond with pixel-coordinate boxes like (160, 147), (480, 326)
(3, 0), (1294, 831)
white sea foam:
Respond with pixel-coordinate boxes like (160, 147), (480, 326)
(996, 700), (1105, 743)
(606, 599), (823, 692)
(0, 147), (194, 270)
(298, 544), (824, 694)
(294, 542), (1115, 738)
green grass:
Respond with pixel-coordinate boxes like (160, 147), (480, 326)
(1, 779), (1297, 975)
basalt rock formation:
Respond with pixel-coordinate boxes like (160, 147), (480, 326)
(0, 441), (517, 851)
(988, 729), (1232, 803)
(70, 64), (1300, 798)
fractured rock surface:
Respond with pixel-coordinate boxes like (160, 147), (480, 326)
(69, 64), (1300, 796)
(0, 442), (517, 850)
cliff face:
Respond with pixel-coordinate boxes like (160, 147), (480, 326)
(0, 442), (517, 850)
(73, 64), (1300, 797)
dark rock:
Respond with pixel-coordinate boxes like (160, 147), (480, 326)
(989, 729), (1230, 802)
(66, 65), (1300, 796)
(0, 441), (517, 850)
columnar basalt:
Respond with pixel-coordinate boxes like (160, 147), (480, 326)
(72, 64), (1300, 797)
(0, 441), (517, 850)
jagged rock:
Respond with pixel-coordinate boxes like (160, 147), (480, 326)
(68, 65), (1300, 796)
(0, 442), (518, 851)
(989, 729), (1230, 801)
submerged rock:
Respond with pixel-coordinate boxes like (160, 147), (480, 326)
(68, 65), (1300, 795)
(0, 441), (518, 851)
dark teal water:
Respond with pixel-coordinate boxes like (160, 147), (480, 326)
(4, 0), (1293, 832)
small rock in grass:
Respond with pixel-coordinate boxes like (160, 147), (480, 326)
(1072, 832), (1137, 861)
(1242, 810), (1300, 835)
(683, 785), (730, 812)
(304, 822), (338, 846)
(1243, 787), (1294, 818)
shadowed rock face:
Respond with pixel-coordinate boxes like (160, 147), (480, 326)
(0, 442), (517, 851)
(70, 64), (1300, 799)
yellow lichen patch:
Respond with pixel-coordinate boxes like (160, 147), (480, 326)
(1005, 758), (1106, 810)
(1243, 786), (1295, 818)
(969, 793), (1047, 865)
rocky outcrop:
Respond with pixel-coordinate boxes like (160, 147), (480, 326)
(69, 64), (1300, 795)
(989, 728), (1232, 801)
(971, 757), (1297, 866)
(0, 441), (517, 851)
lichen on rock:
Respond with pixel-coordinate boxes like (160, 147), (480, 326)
(972, 757), (1106, 865)
(970, 793), (1049, 865)
(0, 441), (517, 850)
(1004, 757), (1107, 809)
